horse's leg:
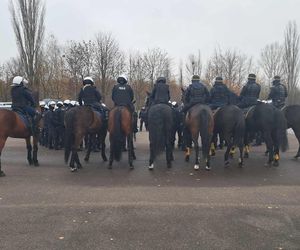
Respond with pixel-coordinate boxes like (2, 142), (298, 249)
(193, 136), (200, 171)
(166, 135), (173, 168)
(294, 130), (300, 158)
(100, 132), (108, 162)
(148, 141), (154, 170)
(69, 151), (77, 172)
(264, 131), (273, 167)
(127, 133), (134, 169)
(25, 137), (33, 165)
(32, 135), (39, 166)
(224, 143), (232, 167)
(84, 133), (93, 162)
(0, 137), (7, 177)
(108, 137), (113, 169)
(272, 130), (280, 167)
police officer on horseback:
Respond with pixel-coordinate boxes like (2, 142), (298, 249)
(238, 74), (261, 109)
(150, 77), (170, 105)
(78, 77), (105, 115)
(182, 75), (210, 113)
(209, 76), (230, 110)
(11, 76), (38, 133)
(112, 75), (134, 112)
(267, 76), (288, 109)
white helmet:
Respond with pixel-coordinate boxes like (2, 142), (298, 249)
(57, 101), (63, 106)
(172, 101), (177, 106)
(75, 101), (79, 106)
(83, 77), (94, 85)
(48, 101), (56, 106)
(63, 99), (70, 105)
(117, 74), (128, 84)
(11, 76), (24, 86)
(70, 100), (76, 106)
(44, 105), (49, 109)
(39, 101), (46, 107)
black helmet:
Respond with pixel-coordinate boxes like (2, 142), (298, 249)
(192, 75), (200, 81)
(248, 74), (256, 80)
(215, 76), (223, 83)
(156, 77), (166, 84)
(272, 75), (281, 86)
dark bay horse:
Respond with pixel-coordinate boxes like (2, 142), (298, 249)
(0, 108), (41, 177)
(282, 105), (300, 158)
(211, 105), (245, 167)
(184, 104), (214, 170)
(64, 106), (107, 172)
(108, 106), (135, 169)
(147, 103), (174, 170)
(245, 102), (288, 166)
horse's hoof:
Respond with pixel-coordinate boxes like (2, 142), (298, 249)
(33, 161), (39, 167)
(238, 162), (243, 168)
(244, 153), (249, 159)
(130, 165), (134, 170)
(70, 167), (77, 172)
(0, 171), (6, 177)
(84, 158), (89, 162)
(148, 164), (154, 170)
(28, 160), (33, 166)
(103, 157), (108, 162)
(194, 164), (200, 170)
(273, 161), (279, 167)
(167, 162), (172, 168)
(205, 166), (211, 171)
(133, 155), (137, 160)
(225, 161), (230, 168)
(185, 156), (190, 162)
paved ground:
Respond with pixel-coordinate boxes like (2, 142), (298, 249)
(0, 131), (299, 250)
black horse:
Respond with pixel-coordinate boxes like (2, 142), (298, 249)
(212, 105), (245, 167)
(245, 102), (288, 166)
(282, 105), (300, 158)
(147, 103), (174, 169)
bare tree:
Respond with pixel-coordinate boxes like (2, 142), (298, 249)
(94, 32), (125, 102)
(283, 21), (300, 104)
(260, 42), (284, 86)
(143, 48), (170, 88)
(185, 50), (202, 78)
(9, 0), (45, 90)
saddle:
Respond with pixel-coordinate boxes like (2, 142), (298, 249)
(12, 108), (31, 130)
(212, 107), (221, 117)
(242, 106), (255, 119)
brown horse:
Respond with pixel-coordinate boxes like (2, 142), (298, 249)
(0, 108), (41, 177)
(108, 106), (136, 169)
(184, 104), (214, 170)
(64, 106), (108, 172)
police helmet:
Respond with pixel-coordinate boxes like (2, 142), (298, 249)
(192, 75), (200, 81)
(57, 101), (63, 107)
(215, 76), (223, 83)
(39, 101), (46, 107)
(156, 77), (166, 84)
(63, 99), (70, 105)
(83, 76), (94, 85)
(11, 76), (28, 86)
(70, 100), (76, 106)
(117, 74), (128, 84)
(248, 74), (256, 80)
(48, 101), (56, 107)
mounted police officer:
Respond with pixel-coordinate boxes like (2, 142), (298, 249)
(267, 76), (288, 109)
(78, 77), (104, 114)
(209, 76), (231, 110)
(238, 74), (261, 109)
(112, 75), (134, 112)
(11, 76), (38, 133)
(150, 77), (170, 105)
(182, 75), (210, 113)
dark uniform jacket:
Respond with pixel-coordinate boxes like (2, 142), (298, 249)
(150, 82), (170, 104)
(185, 81), (210, 105)
(239, 80), (261, 107)
(112, 83), (134, 107)
(78, 85), (102, 106)
(268, 82), (288, 108)
(52, 107), (65, 128)
(11, 85), (35, 108)
(210, 82), (230, 106)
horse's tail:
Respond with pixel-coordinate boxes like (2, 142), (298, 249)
(199, 109), (211, 157)
(275, 109), (289, 152)
(233, 111), (245, 147)
(64, 111), (74, 163)
(148, 107), (166, 157)
(111, 108), (124, 161)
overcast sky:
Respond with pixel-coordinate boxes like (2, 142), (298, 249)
(1, 0), (300, 64)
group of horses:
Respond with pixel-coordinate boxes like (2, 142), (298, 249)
(0, 93), (299, 176)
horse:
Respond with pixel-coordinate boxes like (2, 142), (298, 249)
(147, 103), (174, 170)
(0, 107), (42, 177)
(108, 106), (135, 169)
(211, 105), (245, 167)
(184, 104), (214, 170)
(64, 106), (108, 172)
(282, 105), (300, 158)
(244, 102), (288, 166)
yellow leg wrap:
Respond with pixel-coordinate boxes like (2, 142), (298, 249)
(230, 147), (236, 154)
(274, 154), (280, 161)
(186, 147), (191, 156)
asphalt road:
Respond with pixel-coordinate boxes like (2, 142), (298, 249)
(0, 132), (299, 250)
